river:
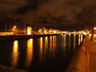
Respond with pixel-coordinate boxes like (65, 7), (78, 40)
(0, 34), (84, 72)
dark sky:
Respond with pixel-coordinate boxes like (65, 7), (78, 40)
(0, 0), (96, 24)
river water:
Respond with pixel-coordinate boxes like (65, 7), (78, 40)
(0, 34), (84, 72)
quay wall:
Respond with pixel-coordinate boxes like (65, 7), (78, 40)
(66, 38), (88, 72)
(0, 34), (60, 41)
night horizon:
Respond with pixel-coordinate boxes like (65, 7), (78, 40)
(0, 0), (96, 72)
(0, 0), (96, 30)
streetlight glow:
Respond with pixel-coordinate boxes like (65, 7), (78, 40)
(27, 26), (32, 35)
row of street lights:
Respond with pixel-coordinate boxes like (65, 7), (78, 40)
(11, 26), (32, 35)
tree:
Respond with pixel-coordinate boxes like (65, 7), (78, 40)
(76, 5), (96, 40)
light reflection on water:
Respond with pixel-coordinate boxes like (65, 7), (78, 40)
(26, 38), (33, 67)
(63, 34), (66, 52)
(73, 34), (76, 49)
(39, 36), (57, 60)
(69, 34), (71, 48)
(44, 36), (48, 57)
(12, 40), (19, 67)
(40, 37), (43, 61)
(0, 34), (84, 72)
(53, 36), (56, 58)
(49, 36), (53, 58)
(78, 34), (81, 45)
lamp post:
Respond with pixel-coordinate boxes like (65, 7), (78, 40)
(12, 26), (17, 35)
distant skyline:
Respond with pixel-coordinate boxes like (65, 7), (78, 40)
(0, 0), (96, 24)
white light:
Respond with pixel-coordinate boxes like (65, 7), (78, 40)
(89, 34), (92, 36)
(83, 32), (86, 35)
(94, 27), (96, 30)
(27, 27), (32, 35)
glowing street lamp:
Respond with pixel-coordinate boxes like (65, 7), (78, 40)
(44, 29), (47, 34)
(14, 26), (16, 29)
(94, 27), (96, 30)
(27, 26), (32, 35)
(12, 26), (17, 35)
(53, 30), (56, 34)
(12, 26), (16, 31)
(49, 29), (52, 34)
(38, 29), (42, 34)
(83, 32), (87, 35)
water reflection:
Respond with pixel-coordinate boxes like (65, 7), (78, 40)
(62, 34), (83, 53)
(26, 38), (33, 67)
(64, 34), (66, 51)
(69, 34), (71, 48)
(40, 37), (43, 61)
(0, 34), (84, 72)
(44, 37), (48, 56)
(49, 36), (53, 58)
(78, 34), (81, 45)
(73, 34), (76, 49)
(53, 36), (56, 58)
(12, 40), (19, 67)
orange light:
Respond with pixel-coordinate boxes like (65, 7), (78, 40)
(87, 31), (90, 34)
(53, 30), (56, 34)
(14, 26), (16, 28)
(49, 29), (52, 34)
(38, 29), (42, 34)
(12, 26), (17, 32)
(94, 27), (96, 30)
(26, 38), (33, 66)
(94, 34), (96, 37)
(40, 37), (43, 60)
(13, 40), (18, 53)
(44, 29), (47, 34)
(27, 26), (32, 35)
(12, 40), (19, 67)
(89, 34), (92, 36)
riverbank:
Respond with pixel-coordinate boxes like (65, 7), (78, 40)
(66, 36), (96, 72)
(0, 34), (60, 41)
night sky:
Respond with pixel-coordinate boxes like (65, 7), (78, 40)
(0, 0), (96, 25)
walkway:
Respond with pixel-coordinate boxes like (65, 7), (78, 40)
(84, 36), (96, 72)
(66, 36), (96, 72)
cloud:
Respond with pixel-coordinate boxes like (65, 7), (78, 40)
(0, 0), (96, 25)
(16, 0), (50, 15)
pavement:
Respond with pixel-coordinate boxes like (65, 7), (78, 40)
(84, 36), (96, 72)
(66, 36), (96, 72)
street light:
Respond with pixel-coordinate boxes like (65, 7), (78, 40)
(12, 26), (16, 31)
(27, 26), (32, 35)
(12, 26), (17, 35)
(14, 26), (16, 29)
(94, 27), (96, 29)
